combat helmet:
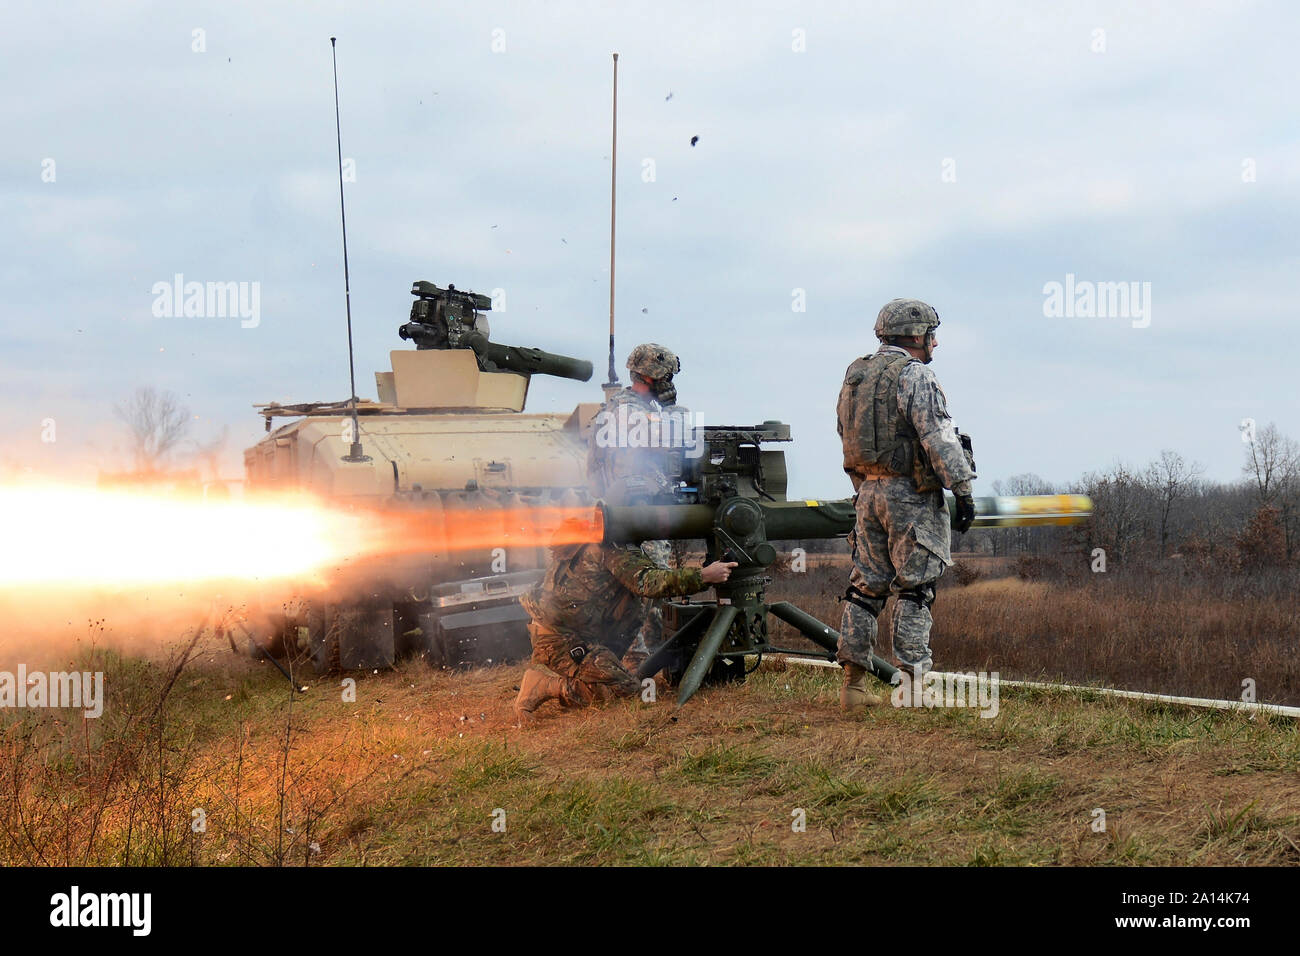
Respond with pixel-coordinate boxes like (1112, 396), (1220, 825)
(626, 343), (681, 382)
(874, 299), (940, 341)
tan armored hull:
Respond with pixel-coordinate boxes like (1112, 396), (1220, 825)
(242, 348), (600, 671)
(248, 408), (596, 498)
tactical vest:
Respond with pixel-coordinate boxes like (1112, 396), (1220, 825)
(836, 350), (941, 493)
(521, 543), (640, 638)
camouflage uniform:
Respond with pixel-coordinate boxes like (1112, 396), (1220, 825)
(587, 378), (689, 668)
(836, 314), (975, 677)
(518, 541), (704, 709)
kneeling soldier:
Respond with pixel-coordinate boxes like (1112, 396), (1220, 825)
(515, 535), (735, 721)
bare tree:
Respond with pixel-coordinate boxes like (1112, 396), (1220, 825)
(1242, 423), (1300, 561)
(1275, 440), (1300, 562)
(1084, 462), (1150, 567)
(192, 426), (230, 482)
(1242, 422), (1292, 505)
(114, 387), (193, 473)
(1144, 449), (1204, 557)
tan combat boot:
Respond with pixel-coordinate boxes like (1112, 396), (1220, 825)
(514, 668), (566, 722)
(840, 663), (882, 711)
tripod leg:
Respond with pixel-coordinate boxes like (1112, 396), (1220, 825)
(636, 606), (711, 681)
(768, 601), (838, 653)
(767, 601), (899, 685)
(676, 605), (739, 707)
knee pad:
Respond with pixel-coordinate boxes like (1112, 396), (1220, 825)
(842, 585), (886, 617)
(896, 583), (936, 610)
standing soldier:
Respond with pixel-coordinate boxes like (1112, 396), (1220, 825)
(514, 531), (735, 722)
(835, 299), (976, 710)
(587, 343), (688, 672)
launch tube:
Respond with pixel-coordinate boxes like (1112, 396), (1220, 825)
(600, 494), (1092, 543)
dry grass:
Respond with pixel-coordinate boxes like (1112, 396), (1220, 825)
(2, 637), (1297, 866)
(768, 561), (1300, 706)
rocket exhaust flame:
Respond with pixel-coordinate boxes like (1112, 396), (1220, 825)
(1, 485), (361, 588)
(0, 483), (603, 591)
(366, 504), (604, 560)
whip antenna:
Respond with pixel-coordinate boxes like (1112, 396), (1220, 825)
(603, 52), (620, 397)
(331, 37), (369, 462)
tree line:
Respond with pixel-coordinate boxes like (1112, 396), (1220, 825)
(962, 422), (1300, 571)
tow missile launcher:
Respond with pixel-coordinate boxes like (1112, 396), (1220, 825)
(398, 282), (593, 382)
(598, 423), (1093, 706)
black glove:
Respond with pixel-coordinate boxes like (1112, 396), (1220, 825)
(957, 431), (976, 474)
(954, 494), (976, 534)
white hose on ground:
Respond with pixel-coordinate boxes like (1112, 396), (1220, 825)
(773, 655), (1300, 718)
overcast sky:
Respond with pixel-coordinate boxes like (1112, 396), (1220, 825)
(3, 0), (1297, 496)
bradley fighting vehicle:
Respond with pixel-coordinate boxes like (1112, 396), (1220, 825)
(243, 281), (599, 672)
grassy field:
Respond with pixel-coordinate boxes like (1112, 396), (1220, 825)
(2, 636), (1297, 866)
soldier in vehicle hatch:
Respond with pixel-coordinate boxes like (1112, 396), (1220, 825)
(835, 299), (977, 711)
(587, 343), (690, 674)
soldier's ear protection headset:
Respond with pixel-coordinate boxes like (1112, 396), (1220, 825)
(652, 371), (676, 404)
